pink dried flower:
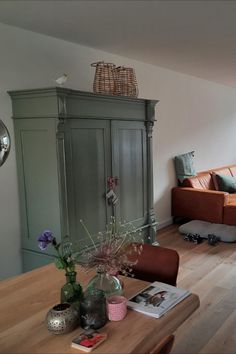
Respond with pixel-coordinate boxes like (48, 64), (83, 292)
(77, 217), (143, 275)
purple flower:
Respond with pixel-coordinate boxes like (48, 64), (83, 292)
(38, 230), (54, 250)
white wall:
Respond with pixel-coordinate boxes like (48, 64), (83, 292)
(1, 23), (236, 279)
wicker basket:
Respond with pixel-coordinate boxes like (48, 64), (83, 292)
(115, 66), (138, 98)
(91, 61), (117, 95)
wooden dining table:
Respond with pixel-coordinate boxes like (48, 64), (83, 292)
(0, 264), (199, 354)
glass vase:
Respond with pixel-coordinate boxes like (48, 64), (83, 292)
(61, 271), (83, 308)
(80, 289), (107, 330)
(87, 271), (122, 297)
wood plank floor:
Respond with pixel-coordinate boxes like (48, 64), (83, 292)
(157, 224), (236, 354)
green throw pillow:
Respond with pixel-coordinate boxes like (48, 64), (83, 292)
(216, 174), (236, 193)
(174, 151), (196, 183)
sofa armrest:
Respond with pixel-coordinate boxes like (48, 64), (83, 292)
(172, 187), (229, 223)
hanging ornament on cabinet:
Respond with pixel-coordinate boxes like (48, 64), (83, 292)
(106, 177), (119, 205)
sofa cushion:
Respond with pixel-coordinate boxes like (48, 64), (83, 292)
(183, 173), (214, 190)
(227, 193), (236, 204)
(211, 167), (232, 190)
(216, 174), (236, 193)
(230, 166), (236, 179)
(174, 151), (196, 183)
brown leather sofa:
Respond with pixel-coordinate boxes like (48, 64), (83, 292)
(172, 164), (236, 226)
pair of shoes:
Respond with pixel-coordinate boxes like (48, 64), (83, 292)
(184, 233), (203, 244)
(208, 234), (220, 246)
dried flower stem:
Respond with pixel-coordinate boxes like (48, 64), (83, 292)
(80, 219), (97, 250)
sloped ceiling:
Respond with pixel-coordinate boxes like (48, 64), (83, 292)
(0, 0), (236, 88)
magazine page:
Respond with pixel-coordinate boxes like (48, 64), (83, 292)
(127, 281), (190, 318)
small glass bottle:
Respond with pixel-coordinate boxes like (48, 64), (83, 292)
(60, 271), (83, 308)
(80, 289), (107, 330)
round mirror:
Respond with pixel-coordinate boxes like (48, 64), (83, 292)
(0, 120), (11, 166)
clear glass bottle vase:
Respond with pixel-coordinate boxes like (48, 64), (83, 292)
(87, 271), (122, 297)
(60, 271), (83, 308)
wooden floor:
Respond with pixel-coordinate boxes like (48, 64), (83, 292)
(157, 224), (236, 354)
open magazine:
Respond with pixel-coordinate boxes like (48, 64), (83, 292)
(127, 281), (190, 318)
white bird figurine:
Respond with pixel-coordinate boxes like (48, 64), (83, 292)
(55, 73), (68, 86)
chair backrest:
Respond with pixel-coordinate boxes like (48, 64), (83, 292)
(131, 244), (179, 286)
(149, 335), (175, 354)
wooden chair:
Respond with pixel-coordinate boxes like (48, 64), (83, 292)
(131, 243), (180, 286)
(129, 244), (178, 354)
(149, 334), (175, 354)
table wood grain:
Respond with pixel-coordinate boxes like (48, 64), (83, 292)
(0, 264), (199, 354)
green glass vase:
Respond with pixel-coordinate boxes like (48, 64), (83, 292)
(61, 271), (83, 308)
(86, 271), (122, 297)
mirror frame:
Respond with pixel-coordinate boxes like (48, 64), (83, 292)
(0, 119), (11, 166)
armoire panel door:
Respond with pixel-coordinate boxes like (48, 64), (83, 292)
(111, 120), (147, 229)
(14, 118), (61, 253)
(64, 119), (112, 250)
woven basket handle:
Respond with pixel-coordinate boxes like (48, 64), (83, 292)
(91, 61), (104, 67)
(91, 61), (116, 68)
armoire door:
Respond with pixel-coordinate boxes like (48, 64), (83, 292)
(111, 120), (147, 230)
(14, 118), (62, 254)
(63, 119), (112, 250)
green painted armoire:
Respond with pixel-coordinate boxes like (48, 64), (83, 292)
(9, 87), (158, 272)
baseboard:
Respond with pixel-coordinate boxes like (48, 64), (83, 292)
(157, 218), (173, 230)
